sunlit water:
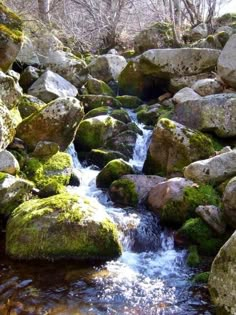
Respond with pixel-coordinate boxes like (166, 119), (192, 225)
(0, 118), (214, 314)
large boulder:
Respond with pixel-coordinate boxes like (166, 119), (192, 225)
(119, 48), (220, 99)
(0, 71), (22, 109)
(88, 54), (127, 83)
(75, 115), (127, 152)
(184, 149), (236, 184)
(0, 3), (23, 72)
(83, 78), (114, 96)
(44, 50), (87, 88)
(0, 172), (34, 216)
(0, 102), (15, 149)
(173, 87), (201, 104)
(16, 97), (84, 151)
(223, 177), (236, 228)
(6, 193), (122, 261)
(134, 22), (173, 54)
(17, 94), (46, 119)
(28, 70), (78, 103)
(208, 231), (236, 315)
(191, 23), (208, 41)
(78, 95), (122, 112)
(109, 174), (165, 206)
(174, 94), (236, 137)
(143, 118), (215, 176)
(217, 34), (236, 88)
(16, 36), (40, 66)
(19, 66), (42, 92)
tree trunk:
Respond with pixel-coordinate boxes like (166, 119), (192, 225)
(38, 0), (51, 23)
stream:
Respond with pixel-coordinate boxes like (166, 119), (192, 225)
(0, 113), (214, 315)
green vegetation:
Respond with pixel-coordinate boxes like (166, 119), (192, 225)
(109, 178), (138, 206)
(192, 272), (210, 283)
(187, 245), (200, 267)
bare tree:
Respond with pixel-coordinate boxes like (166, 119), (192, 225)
(38, 0), (51, 23)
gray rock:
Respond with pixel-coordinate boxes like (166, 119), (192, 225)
(19, 66), (42, 92)
(223, 177), (236, 228)
(88, 54), (127, 83)
(174, 94), (236, 137)
(184, 149), (236, 184)
(32, 141), (59, 158)
(16, 36), (40, 65)
(0, 71), (22, 109)
(44, 50), (87, 88)
(169, 73), (211, 93)
(191, 23), (208, 41)
(0, 103), (15, 150)
(173, 87), (201, 104)
(192, 78), (224, 96)
(218, 34), (236, 88)
(16, 97), (84, 151)
(28, 70), (78, 103)
(209, 231), (236, 315)
(0, 150), (20, 175)
(195, 205), (226, 234)
(0, 173), (34, 216)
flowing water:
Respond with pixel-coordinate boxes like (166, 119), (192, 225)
(0, 115), (214, 315)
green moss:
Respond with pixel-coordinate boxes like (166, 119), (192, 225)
(78, 95), (122, 112)
(38, 181), (67, 198)
(159, 118), (176, 130)
(109, 178), (138, 207)
(96, 159), (134, 188)
(23, 152), (72, 189)
(88, 149), (127, 168)
(0, 171), (7, 181)
(178, 218), (224, 255)
(0, 2), (23, 43)
(116, 96), (143, 109)
(6, 193), (122, 260)
(187, 245), (200, 267)
(192, 271), (210, 283)
(85, 78), (114, 97)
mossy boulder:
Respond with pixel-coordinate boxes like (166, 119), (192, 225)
(116, 95), (143, 109)
(208, 231), (236, 315)
(0, 172), (34, 216)
(192, 271), (210, 283)
(177, 218), (225, 255)
(134, 22), (174, 54)
(109, 174), (165, 207)
(23, 152), (73, 190)
(17, 94), (46, 119)
(17, 97), (84, 151)
(78, 95), (122, 112)
(96, 159), (134, 188)
(143, 118), (215, 176)
(75, 115), (126, 152)
(217, 13), (236, 26)
(0, 101), (15, 150)
(147, 178), (221, 226)
(0, 2), (23, 72)
(84, 106), (131, 124)
(83, 78), (114, 96)
(136, 103), (173, 126)
(6, 193), (122, 261)
(88, 149), (127, 168)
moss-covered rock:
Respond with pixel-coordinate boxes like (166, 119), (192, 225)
(88, 149), (127, 168)
(187, 245), (200, 267)
(23, 152), (73, 190)
(96, 159), (134, 188)
(17, 94), (46, 119)
(116, 95), (143, 109)
(78, 95), (122, 112)
(148, 178), (221, 226)
(109, 178), (138, 207)
(177, 218), (225, 255)
(83, 78), (115, 96)
(75, 115), (126, 152)
(0, 71), (22, 109)
(0, 172), (34, 216)
(6, 193), (122, 261)
(134, 22), (174, 54)
(84, 106), (131, 123)
(16, 97), (84, 151)
(143, 118), (215, 176)
(136, 103), (173, 126)
(0, 2), (23, 72)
